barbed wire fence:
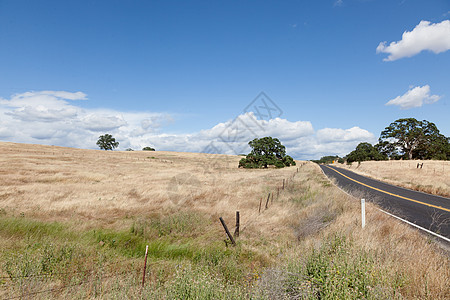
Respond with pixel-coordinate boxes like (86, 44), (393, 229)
(1, 92), (307, 298)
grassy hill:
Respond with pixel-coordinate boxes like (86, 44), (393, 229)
(0, 142), (448, 299)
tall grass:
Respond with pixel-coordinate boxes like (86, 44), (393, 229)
(0, 142), (449, 298)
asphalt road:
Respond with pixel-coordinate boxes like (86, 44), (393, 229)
(319, 164), (450, 239)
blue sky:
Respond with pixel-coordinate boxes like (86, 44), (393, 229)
(0, 0), (449, 159)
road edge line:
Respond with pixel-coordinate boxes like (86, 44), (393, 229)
(331, 165), (450, 201)
(323, 165), (449, 212)
(317, 164), (450, 244)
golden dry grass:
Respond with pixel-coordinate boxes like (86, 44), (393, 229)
(337, 160), (450, 197)
(0, 141), (449, 298)
(0, 141), (304, 241)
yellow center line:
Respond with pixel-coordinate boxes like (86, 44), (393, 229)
(323, 165), (450, 212)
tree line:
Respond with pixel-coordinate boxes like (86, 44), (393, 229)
(314, 118), (449, 164)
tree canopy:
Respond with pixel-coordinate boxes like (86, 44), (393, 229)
(311, 155), (340, 164)
(96, 134), (119, 151)
(346, 142), (386, 163)
(238, 137), (296, 168)
(379, 118), (449, 160)
(142, 146), (155, 151)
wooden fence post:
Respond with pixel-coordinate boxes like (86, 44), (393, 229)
(219, 217), (236, 246)
(259, 198), (262, 213)
(234, 211), (240, 238)
(282, 179), (285, 190)
(265, 193), (271, 209)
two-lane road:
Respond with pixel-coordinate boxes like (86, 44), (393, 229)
(320, 165), (450, 239)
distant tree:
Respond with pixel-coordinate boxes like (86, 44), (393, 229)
(142, 146), (155, 151)
(311, 155), (339, 164)
(239, 137), (296, 168)
(125, 148), (134, 151)
(379, 118), (448, 160)
(96, 134), (119, 151)
(346, 142), (386, 163)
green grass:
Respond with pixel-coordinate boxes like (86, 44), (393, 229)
(255, 233), (407, 299)
(0, 212), (258, 299)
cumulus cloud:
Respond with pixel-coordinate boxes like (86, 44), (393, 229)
(386, 85), (441, 109)
(0, 90), (376, 159)
(81, 114), (127, 131)
(143, 113), (373, 160)
(1, 90), (84, 122)
(0, 91), (171, 149)
(316, 127), (374, 143)
(377, 20), (450, 61)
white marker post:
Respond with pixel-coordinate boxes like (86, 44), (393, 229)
(361, 198), (366, 228)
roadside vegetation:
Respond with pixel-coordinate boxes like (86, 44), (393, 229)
(339, 159), (450, 197)
(313, 118), (449, 165)
(0, 142), (448, 299)
(311, 118), (449, 197)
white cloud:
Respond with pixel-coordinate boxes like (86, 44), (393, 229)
(1, 90), (84, 122)
(376, 20), (450, 61)
(316, 127), (374, 143)
(131, 113), (373, 159)
(0, 90), (376, 159)
(0, 90), (86, 107)
(334, 0), (343, 7)
(386, 85), (441, 109)
(6, 106), (79, 122)
(81, 114), (127, 131)
(0, 91), (171, 149)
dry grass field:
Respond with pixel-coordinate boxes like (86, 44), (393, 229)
(338, 160), (450, 197)
(0, 141), (449, 299)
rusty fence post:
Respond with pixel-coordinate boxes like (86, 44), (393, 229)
(142, 245), (149, 288)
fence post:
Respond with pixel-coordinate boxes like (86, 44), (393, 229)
(361, 199), (366, 228)
(234, 211), (240, 238)
(259, 198), (262, 213)
(142, 245), (149, 288)
(282, 179), (285, 190)
(265, 193), (270, 209)
(219, 217), (236, 246)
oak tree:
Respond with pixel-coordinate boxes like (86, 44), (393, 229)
(238, 137), (296, 168)
(96, 134), (119, 151)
